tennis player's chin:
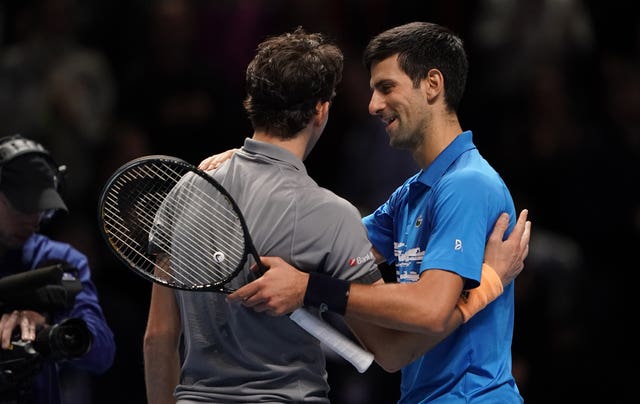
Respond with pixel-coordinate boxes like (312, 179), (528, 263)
(385, 126), (401, 144)
(384, 119), (399, 135)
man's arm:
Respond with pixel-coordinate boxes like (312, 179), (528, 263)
(229, 209), (529, 317)
(346, 209), (530, 331)
(144, 282), (181, 404)
(345, 210), (530, 371)
(228, 210), (530, 370)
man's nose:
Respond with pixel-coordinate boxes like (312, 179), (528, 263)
(368, 91), (384, 116)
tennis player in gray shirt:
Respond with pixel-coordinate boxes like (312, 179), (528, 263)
(144, 28), (380, 404)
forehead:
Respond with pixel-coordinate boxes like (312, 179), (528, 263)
(369, 54), (410, 88)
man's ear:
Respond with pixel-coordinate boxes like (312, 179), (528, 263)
(424, 68), (444, 103)
(314, 100), (330, 126)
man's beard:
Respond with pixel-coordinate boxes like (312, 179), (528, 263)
(389, 126), (422, 150)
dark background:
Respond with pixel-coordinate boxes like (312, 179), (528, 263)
(0, 0), (637, 403)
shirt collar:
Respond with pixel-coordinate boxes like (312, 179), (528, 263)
(242, 138), (307, 174)
(417, 131), (476, 187)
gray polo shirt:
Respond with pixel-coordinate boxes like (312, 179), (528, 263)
(173, 138), (381, 403)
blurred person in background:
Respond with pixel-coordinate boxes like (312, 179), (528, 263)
(0, 135), (115, 404)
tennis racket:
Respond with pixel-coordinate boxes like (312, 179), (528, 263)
(97, 155), (374, 373)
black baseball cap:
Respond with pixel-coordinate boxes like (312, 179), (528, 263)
(0, 153), (67, 214)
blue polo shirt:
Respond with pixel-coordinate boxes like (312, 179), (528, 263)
(363, 131), (522, 403)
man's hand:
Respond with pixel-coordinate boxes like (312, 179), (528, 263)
(484, 209), (531, 286)
(227, 257), (309, 316)
(198, 148), (239, 171)
(0, 310), (47, 349)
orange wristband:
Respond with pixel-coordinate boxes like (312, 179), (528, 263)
(457, 263), (503, 323)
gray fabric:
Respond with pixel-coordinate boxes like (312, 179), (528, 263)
(172, 138), (381, 403)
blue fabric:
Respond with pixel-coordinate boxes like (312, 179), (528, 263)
(363, 131), (522, 403)
(0, 233), (115, 404)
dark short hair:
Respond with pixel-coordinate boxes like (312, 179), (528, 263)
(243, 27), (343, 138)
(363, 22), (468, 112)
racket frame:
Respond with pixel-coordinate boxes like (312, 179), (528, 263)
(97, 155), (264, 293)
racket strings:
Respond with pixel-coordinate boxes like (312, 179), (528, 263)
(164, 184), (245, 280)
(102, 161), (249, 289)
(150, 163), (248, 280)
(103, 184), (197, 285)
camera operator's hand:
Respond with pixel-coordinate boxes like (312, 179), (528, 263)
(0, 310), (48, 349)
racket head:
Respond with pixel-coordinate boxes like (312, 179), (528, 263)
(97, 155), (258, 292)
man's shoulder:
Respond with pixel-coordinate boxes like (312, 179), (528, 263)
(303, 186), (358, 212)
(443, 154), (504, 187)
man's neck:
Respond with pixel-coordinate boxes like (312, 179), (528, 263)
(414, 115), (463, 169)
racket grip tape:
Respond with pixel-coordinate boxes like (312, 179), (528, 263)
(289, 308), (374, 373)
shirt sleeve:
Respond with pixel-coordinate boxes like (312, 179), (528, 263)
(294, 195), (381, 285)
(362, 184), (407, 264)
(421, 170), (500, 289)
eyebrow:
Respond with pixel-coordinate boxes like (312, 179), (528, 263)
(370, 78), (396, 91)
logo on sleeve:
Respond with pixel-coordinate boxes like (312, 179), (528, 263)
(454, 239), (463, 252)
(348, 251), (374, 267)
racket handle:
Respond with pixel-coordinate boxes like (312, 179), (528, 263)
(289, 308), (374, 373)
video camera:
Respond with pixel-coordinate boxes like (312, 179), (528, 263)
(0, 263), (93, 395)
